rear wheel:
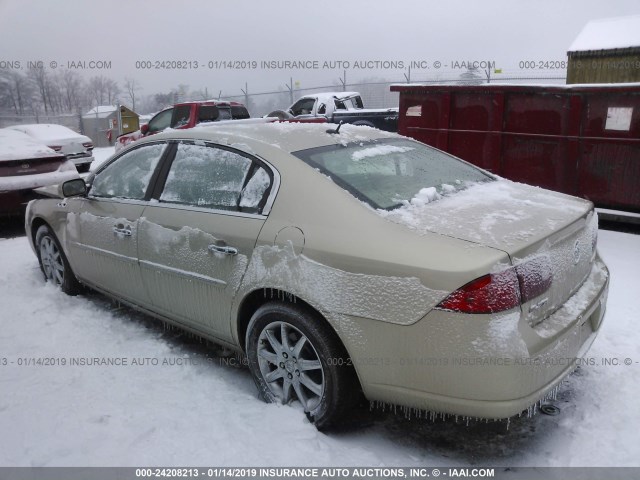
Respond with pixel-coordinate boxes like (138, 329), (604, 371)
(246, 302), (357, 430)
(35, 224), (82, 295)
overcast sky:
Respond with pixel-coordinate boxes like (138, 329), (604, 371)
(1, 0), (639, 97)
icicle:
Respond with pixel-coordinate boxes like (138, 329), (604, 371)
(506, 417), (510, 431)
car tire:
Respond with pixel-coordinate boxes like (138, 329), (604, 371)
(35, 224), (82, 295)
(246, 302), (358, 430)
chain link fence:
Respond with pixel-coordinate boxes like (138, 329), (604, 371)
(215, 75), (567, 117)
(0, 112), (82, 131)
(0, 75), (567, 139)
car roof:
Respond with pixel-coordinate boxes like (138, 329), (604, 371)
(174, 100), (246, 108)
(6, 123), (84, 141)
(148, 121), (399, 156)
(0, 128), (62, 161)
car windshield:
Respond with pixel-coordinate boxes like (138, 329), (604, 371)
(293, 138), (493, 210)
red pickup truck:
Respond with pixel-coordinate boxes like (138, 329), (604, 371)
(116, 100), (250, 151)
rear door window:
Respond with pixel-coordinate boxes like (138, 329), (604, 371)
(159, 143), (271, 213)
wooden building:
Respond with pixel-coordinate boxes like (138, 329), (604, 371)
(567, 15), (640, 84)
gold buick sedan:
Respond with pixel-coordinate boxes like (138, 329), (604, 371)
(25, 122), (609, 429)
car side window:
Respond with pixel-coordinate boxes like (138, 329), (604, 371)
(171, 105), (191, 128)
(197, 105), (219, 124)
(90, 143), (166, 200)
(160, 143), (271, 213)
(239, 166), (271, 210)
(148, 109), (173, 133)
(290, 98), (315, 116)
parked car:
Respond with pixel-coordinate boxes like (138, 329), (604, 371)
(25, 123), (609, 429)
(0, 129), (79, 216)
(115, 100), (251, 152)
(6, 124), (94, 172)
(269, 91), (398, 132)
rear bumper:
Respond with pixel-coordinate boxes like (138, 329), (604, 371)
(0, 165), (79, 215)
(339, 257), (609, 419)
(68, 154), (94, 168)
(0, 190), (39, 216)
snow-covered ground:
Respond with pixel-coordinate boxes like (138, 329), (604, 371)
(90, 147), (115, 171)
(0, 228), (638, 467)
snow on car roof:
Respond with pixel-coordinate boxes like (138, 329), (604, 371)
(0, 129), (61, 161)
(568, 15), (640, 52)
(6, 124), (87, 143)
(301, 91), (360, 102)
(150, 121), (396, 157)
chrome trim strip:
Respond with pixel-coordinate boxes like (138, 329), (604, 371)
(144, 202), (267, 219)
(139, 259), (227, 287)
(69, 241), (138, 264)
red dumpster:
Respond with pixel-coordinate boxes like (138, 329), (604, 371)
(391, 83), (640, 213)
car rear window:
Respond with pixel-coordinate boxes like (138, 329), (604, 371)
(231, 105), (250, 119)
(293, 139), (493, 210)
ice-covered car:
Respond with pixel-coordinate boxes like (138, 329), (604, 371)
(0, 129), (80, 216)
(6, 124), (94, 172)
(24, 123), (609, 429)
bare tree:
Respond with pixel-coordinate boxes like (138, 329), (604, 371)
(27, 67), (52, 114)
(124, 77), (141, 111)
(105, 78), (120, 105)
(58, 70), (85, 112)
(86, 75), (107, 106)
(0, 70), (34, 114)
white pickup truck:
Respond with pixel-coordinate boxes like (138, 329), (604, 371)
(270, 91), (398, 132)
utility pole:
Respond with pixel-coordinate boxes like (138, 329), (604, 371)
(285, 77), (294, 105)
(339, 70), (347, 91)
(241, 82), (249, 109)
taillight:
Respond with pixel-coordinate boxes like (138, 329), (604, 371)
(436, 257), (553, 314)
(515, 257), (553, 303)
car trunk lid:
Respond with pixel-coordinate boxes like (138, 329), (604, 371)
(381, 180), (596, 325)
(0, 155), (66, 178)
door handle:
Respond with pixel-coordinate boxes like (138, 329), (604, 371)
(113, 225), (132, 237)
(208, 244), (238, 256)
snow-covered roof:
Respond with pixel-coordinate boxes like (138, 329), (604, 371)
(569, 15), (640, 52)
(84, 105), (117, 118)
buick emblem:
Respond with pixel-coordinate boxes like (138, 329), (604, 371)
(573, 240), (581, 265)
(21, 163), (29, 169)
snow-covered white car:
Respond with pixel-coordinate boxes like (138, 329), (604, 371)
(6, 124), (94, 172)
(0, 129), (80, 216)
(24, 123), (609, 429)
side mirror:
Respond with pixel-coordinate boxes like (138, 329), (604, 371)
(140, 124), (149, 135)
(60, 178), (87, 198)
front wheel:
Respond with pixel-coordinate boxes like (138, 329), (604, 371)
(246, 303), (357, 429)
(35, 224), (82, 295)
